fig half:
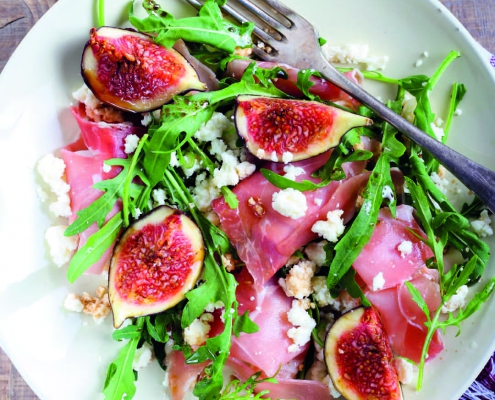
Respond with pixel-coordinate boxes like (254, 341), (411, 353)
(235, 96), (372, 162)
(108, 206), (204, 328)
(324, 307), (403, 400)
(82, 27), (207, 113)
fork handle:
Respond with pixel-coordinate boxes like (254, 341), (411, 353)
(312, 57), (495, 214)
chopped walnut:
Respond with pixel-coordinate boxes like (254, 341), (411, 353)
(64, 286), (111, 324)
(234, 47), (253, 57)
(85, 104), (125, 124)
(221, 253), (236, 272)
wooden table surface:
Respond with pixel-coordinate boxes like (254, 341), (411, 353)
(1, 0), (495, 399)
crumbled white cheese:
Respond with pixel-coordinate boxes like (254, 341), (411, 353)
(471, 210), (493, 238)
(183, 313), (214, 347)
(442, 285), (469, 313)
(321, 43), (389, 71)
(141, 113), (152, 127)
(415, 59), (424, 67)
(372, 271), (385, 291)
(283, 164), (305, 181)
(430, 121), (445, 141)
(45, 225), (78, 267)
(102, 162), (112, 173)
(270, 151), (278, 162)
(272, 188), (308, 219)
(256, 149), (266, 159)
(212, 150), (255, 188)
(192, 173), (221, 212)
(454, 108), (463, 116)
(124, 134), (140, 154)
(72, 84), (101, 109)
(430, 171), (449, 195)
(287, 300), (317, 353)
(394, 358), (416, 385)
(278, 260), (316, 299)
(398, 240), (413, 258)
(306, 358), (342, 398)
(311, 276), (333, 308)
(282, 152), (294, 164)
(37, 154), (72, 218)
(204, 301), (225, 313)
(209, 138), (228, 159)
(311, 209), (345, 242)
(133, 343), (154, 371)
(193, 112), (233, 142)
(152, 188), (167, 206)
(304, 240), (328, 268)
(63, 293), (84, 313)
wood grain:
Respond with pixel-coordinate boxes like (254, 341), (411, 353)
(0, 0), (494, 398)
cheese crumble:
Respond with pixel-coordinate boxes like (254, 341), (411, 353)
(372, 271), (385, 291)
(398, 240), (413, 258)
(272, 188), (308, 219)
(37, 154), (72, 218)
(311, 209), (345, 242)
(287, 300), (317, 353)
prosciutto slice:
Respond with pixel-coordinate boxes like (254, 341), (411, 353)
(212, 153), (368, 289)
(353, 205), (434, 290)
(61, 106), (145, 274)
(226, 59), (362, 110)
(229, 268), (307, 377)
(366, 274), (443, 363)
(226, 357), (333, 400)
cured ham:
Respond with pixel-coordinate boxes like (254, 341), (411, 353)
(226, 357), (333, 400)
(353, 205), (434, 290)
(165, 350), (208, 400)
(230, 268), (307, 377)
(212, 153), (369, 289)
(226, 59), (362, 110)
(366, 274), (443, 363)
(61, 105), (145, 274)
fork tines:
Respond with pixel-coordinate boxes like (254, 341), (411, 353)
(184, 0), (296, 58)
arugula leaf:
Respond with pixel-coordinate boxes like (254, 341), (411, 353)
(129, 0), (254, 53)
(219, 371), (277, 399)
(103, 318), (144, 400)
(233, 309), (259, 337)
(221, 186), (239, 209)
(443, 83), (466, 141)
(66, 212), (123, 283)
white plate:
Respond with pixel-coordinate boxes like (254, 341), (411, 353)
(1, 0), (494, 399)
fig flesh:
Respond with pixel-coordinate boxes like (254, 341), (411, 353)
(235, 96), (372, 162)
(324, 307), (403, 400)
(82, 27), (206, 113)
(108, 205), (204, 328)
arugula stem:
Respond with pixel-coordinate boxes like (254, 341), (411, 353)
(97, 0), (105, 27)
(122, 134), (148, 226)
(416, 306), (442, 390)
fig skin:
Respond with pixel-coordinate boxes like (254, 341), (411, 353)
(324, 306), (403, 400)
(82, 27), (207, 113)
(108, 205), (204, 328)
(234, 95), (372, 162)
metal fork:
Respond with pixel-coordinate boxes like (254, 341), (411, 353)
(186, 0), (495, 214)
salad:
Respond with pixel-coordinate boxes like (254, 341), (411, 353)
(33, 0), (495, 399)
